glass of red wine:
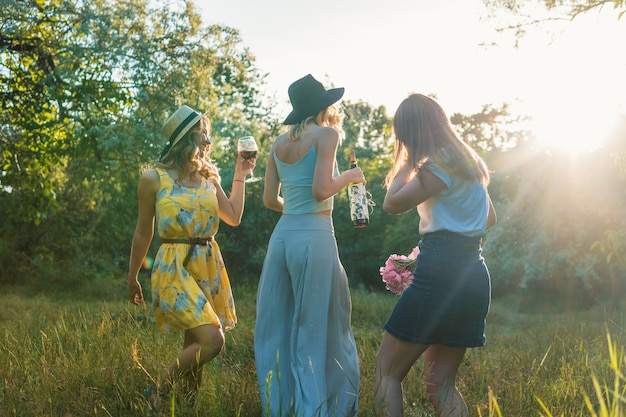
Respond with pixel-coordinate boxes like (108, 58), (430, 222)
(237, 136), (262, 183)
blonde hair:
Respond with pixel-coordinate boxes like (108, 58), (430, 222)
(385, 94), (489, 188)
(288, 104), (345, 142)
(157, 115), (220, 181)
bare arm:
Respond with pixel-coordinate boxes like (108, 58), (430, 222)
(383, 162), (446, 214)
(127, 168), (158, 304)
(263, 141), (284, 212)
(214, 154), (255, 226)
(312, 127), (365, 201)
(486, 193), (497, 230)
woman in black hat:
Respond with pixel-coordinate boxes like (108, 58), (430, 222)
(127, 105), (255, 410)
(254, 74), (364, 417)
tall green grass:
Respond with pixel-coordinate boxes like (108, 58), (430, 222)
(0, 282), (624, 416)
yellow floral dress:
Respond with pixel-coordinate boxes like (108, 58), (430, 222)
(150, 167), (236, 333)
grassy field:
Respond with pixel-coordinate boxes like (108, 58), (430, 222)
(0, 280), (624, 417)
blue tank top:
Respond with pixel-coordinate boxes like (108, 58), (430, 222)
(274, 145), (334, 214)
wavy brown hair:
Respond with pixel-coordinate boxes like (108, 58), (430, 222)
(157, 115), (220, 181)
(385, 94), (489, 188)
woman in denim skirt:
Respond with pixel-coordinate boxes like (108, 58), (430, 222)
(374, 94), (497, 417)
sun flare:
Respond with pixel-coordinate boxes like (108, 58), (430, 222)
(522, 100), (621, 155)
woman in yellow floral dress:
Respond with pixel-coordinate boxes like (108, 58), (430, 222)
(127, 105), (254, 409)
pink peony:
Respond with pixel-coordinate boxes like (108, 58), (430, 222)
(379, 247), (420, 295)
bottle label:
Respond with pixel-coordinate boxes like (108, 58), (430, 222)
(348, 183), (369, 227)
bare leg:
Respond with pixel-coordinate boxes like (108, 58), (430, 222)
(374, 331), (428, 417)
(182, 330), (204, 399)
(422, 345), (468, 417)
(157, 324), (224, 395)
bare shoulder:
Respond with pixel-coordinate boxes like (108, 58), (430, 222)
(317, 125), (339, 138)
(139, 167), (160, 192)
(273, 132), (289, 149)
(313, 126), (339, 147)
(141, 167), (159, 181)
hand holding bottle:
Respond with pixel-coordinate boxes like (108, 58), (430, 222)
(348, 152), (370, 228)
(346, 166), (366, 185)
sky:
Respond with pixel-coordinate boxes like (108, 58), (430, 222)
(196, 0), (626, 152)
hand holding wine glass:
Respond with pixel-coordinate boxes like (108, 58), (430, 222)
(237, 136), (262, 183)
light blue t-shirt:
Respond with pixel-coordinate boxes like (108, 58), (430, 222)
(417, 160), (489, 237)
(274, 145), (335, 214)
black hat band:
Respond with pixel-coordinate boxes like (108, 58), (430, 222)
(169, 111), (201, 143)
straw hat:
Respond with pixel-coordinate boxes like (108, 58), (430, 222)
(161, 105), (203, 148)
(282, 74), (344, 125)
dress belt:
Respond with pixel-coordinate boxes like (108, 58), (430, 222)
(161, 237), (213, 267)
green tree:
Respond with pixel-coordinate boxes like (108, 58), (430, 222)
(589, 115), (626, 307)
(482, 0), (626, 308)
(450, 103), (529, 155)
(0, 0), (271, 288)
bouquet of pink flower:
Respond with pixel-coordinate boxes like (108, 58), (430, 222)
(379, 246), (420, 295)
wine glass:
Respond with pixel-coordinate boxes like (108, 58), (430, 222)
(237, 136), (262, 183)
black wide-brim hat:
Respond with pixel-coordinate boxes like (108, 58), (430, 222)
(282, 74), (345, 125)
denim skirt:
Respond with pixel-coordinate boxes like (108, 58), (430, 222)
(384, 230), (491, 348)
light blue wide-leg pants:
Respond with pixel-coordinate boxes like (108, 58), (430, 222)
(254, 214), (359, 417)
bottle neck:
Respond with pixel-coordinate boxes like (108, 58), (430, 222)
(350, 162), (363, 184)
